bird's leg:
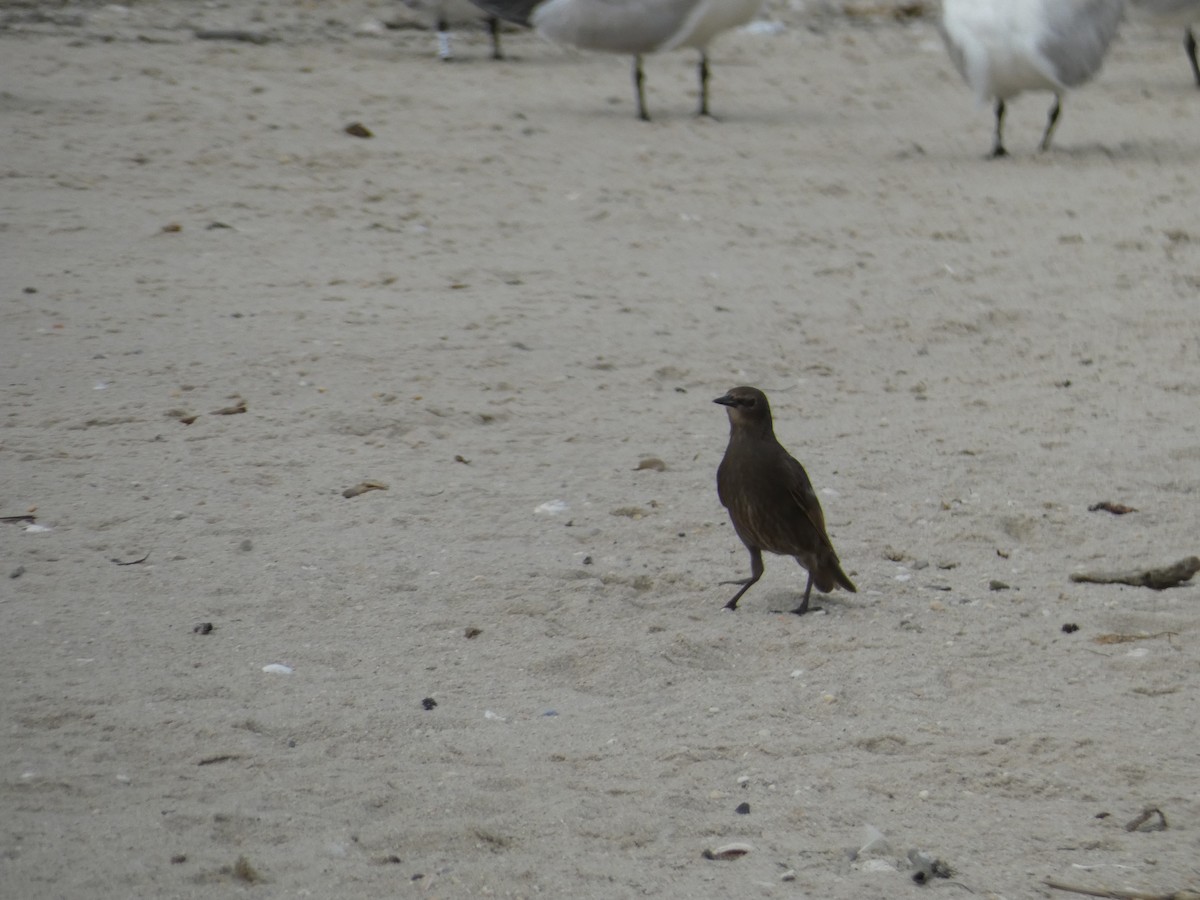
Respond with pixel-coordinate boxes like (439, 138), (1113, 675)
(1186, 28), (1200, 87)
(792, 572), (815, 616)
(488, 16), (504, 60)
(1039, 93), (1062, 153)
(722, 548), (763, 610)
(990, 99), (1008, 158)
(436, 17), (453, 61)
(633, 54), (650, 121)
(696, 51), (713, 118)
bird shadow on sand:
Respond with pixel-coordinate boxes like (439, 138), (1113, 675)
(739, 590), (856, 617)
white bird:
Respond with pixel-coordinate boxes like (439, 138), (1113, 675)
(939, 0), (1125, 157)
(403, 0), (505, 61)
(468, 0), (765, 119)
(1128, 0), (1200, 86)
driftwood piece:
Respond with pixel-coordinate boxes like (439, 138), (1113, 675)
(1070, 556), (1200, 590)
(1044, 877), (1200, 899)
(342, 480), (389, 499)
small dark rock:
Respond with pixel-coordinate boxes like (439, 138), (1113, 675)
(193, 622), (214, 635)
(1061, 623), (1079, 634)
(735, 802), (750, 815)
(421, 697), (437, 711)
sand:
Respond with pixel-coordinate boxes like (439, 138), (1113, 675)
(3, 1), (1200, 897)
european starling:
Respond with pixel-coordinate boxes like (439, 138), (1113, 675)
(714, 386), (856, 615)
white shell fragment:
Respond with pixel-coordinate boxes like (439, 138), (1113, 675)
(262, 663), (294, 674)
(535, 499), (569, 515)
(23, 524), (53, 534)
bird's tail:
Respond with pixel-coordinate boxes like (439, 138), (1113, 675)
(813, 556), (857, 594)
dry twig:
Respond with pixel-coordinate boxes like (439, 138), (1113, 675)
(1044, 878), (1200, 899)
(1070, 556), (1200, 590)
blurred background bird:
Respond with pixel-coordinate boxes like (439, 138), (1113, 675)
(939, 0), (1125, 156)
(402, 0), (507, 60)
(466, 0), (765, 119)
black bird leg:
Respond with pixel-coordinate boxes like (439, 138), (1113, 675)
(1187, 28), (1200, 87)
(792, 572), (815, 616)
(1039, 93), (1062, 152)
(488, 16), (503, 60)
(696, 51), (713, 118)
(632, 54), (650, 121)
(990, 99), (1008, 158)
(722, 547), (763, 610)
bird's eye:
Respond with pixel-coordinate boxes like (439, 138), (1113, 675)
(743, 397), (755, 407)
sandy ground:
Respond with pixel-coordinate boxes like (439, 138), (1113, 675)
(3, 1), (1200, 897)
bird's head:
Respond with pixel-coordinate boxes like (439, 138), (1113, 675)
(714, 386), (773, 430)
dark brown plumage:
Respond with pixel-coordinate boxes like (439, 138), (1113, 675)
(714, 386), (856, 615)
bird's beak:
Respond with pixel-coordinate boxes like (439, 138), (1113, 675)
(713, 394), (736, 407)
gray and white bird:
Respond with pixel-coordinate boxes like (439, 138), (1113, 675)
(939, 0), (1125, 156)
(714, 386), (856, 616)
(403, 0), (505, 60)
(1129, 0), (1200, 86)
(467, 0), (765, 119)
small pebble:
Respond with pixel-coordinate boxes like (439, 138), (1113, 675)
(193, 622), (214, 635)
(735, 802), (750, 815)
(262, 663), (293, 674)
(421, 697), (437, 710)
(9, 566), (25, 579)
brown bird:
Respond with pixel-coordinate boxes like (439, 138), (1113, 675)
(714, 386), (856, 615)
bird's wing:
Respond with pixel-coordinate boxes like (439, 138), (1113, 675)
(531, 0), (704, 53)
(1037, 0), (1124, 87)
(781, 454), (836, 553)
